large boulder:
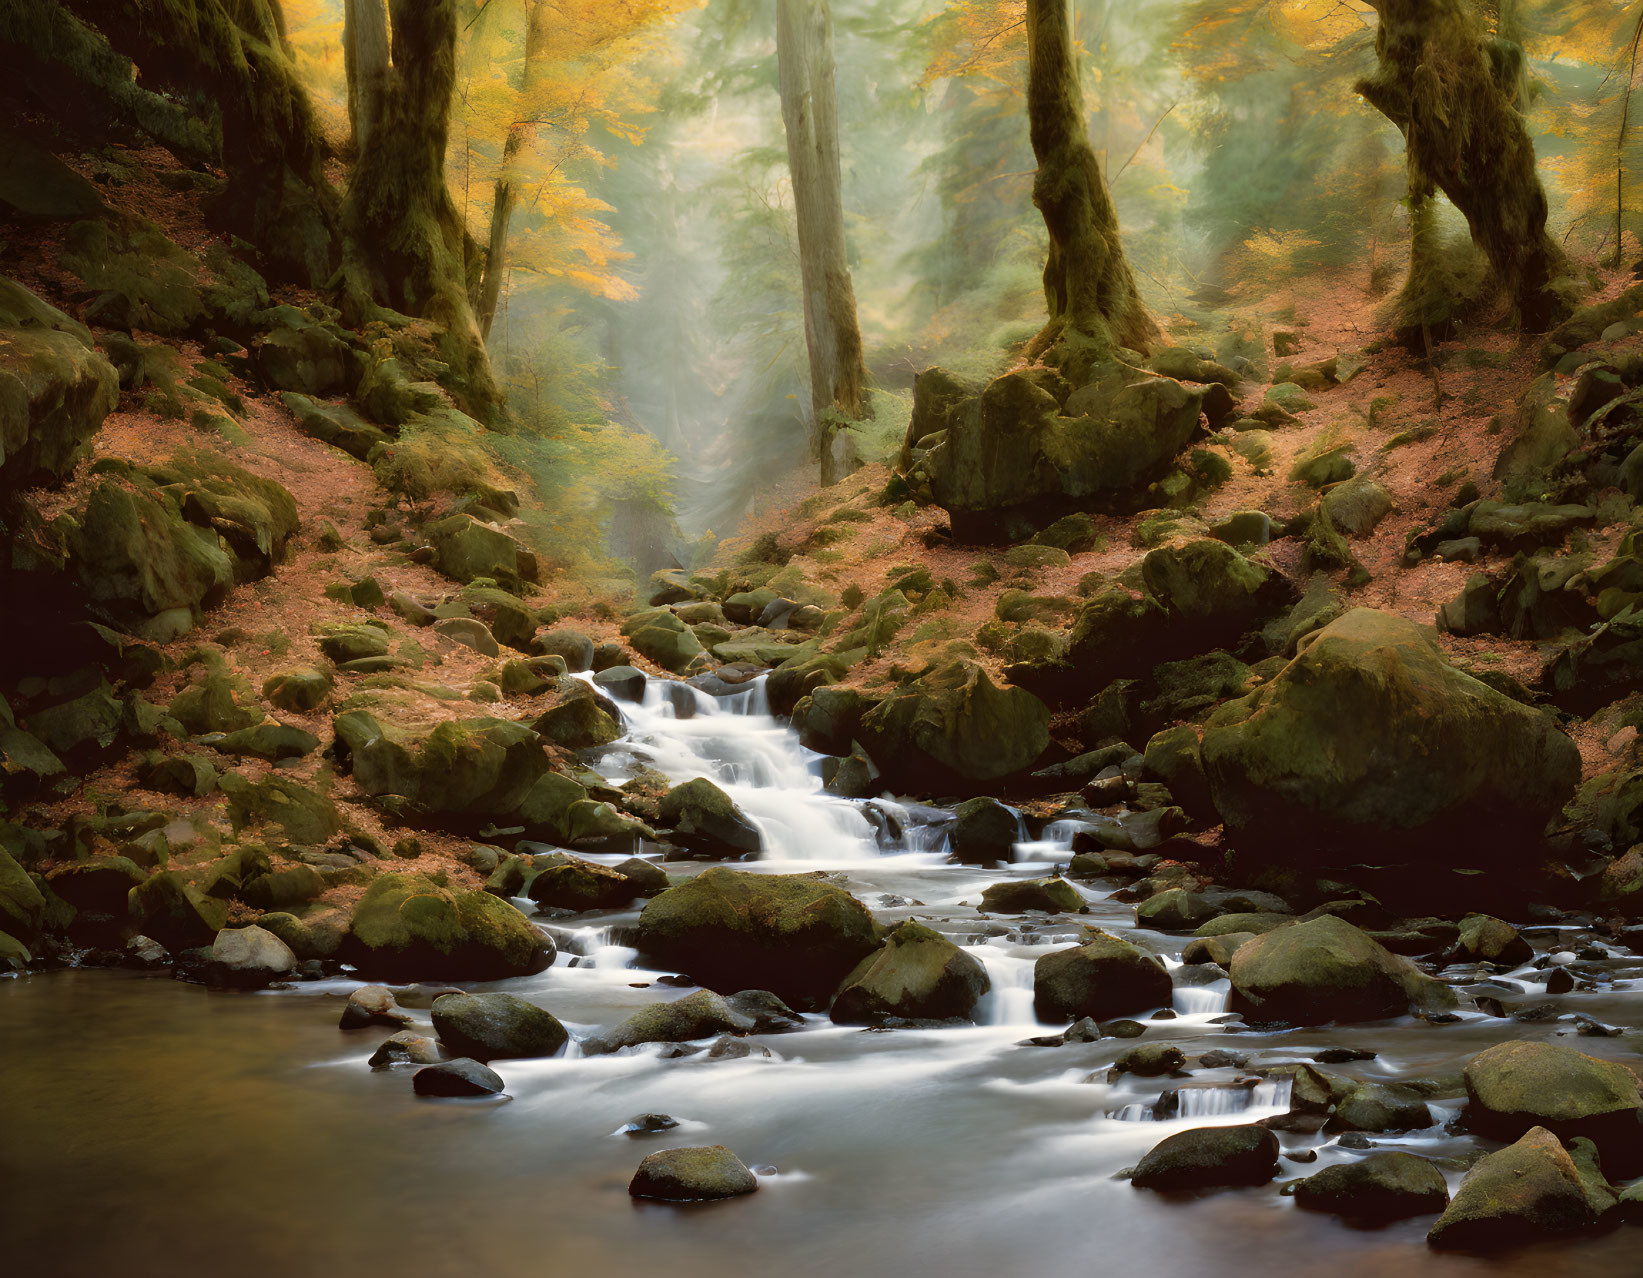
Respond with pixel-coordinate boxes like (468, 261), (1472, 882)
(1130, 1125), (1280, 1191)
(829, 921), (991, 1025)
(346, 873), (553, 980)
(860, 660), (1049, 793)
(424, 513), (532, 590)
(1292, 1152), (1450, 1221)
(1201, 610), (1580, 862)
(1428, 1127), (1617, 1249)
(629, 1146), (758, 1202)
(430, 992), (568, 1061)
(636, 867), (878, 1005)
(334, 711), (551, 823)
(0, 276), (118, 498)
(658, 778), (762, 859)
(920, 367), (1206, 542)
(1462, 1041), (1643, 1177)
(1228, 916), (1455, 1026)
(1033, 931), (1173, 1022)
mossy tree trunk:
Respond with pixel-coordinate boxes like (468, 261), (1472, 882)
(473, 0), (548, 343)
(1022, 0), (1156, 375)
(340, 0), (500, 421)
(64, 0), (339, 289)
(777, 0), (869, 487)
(1357, 0), (1564, 331)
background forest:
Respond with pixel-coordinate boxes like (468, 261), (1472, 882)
(272, 0), (1643, 580)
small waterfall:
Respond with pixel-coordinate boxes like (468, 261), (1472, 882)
(1172, 984), (1229, 1016)
(974, 944), (1040, 1026)
(1112, 1077), (1292, 1122)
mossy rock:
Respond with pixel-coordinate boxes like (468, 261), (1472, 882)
(168, 649), (263, 735)
(658, 778), (761, 858)
(583, 988), (753, 1054)
(1293, 1152), (1449, 1221)
(860, 660), (1049, 793)
(1033, 931), (1172, 1022)
(1202, 609), (1581, 864)
(0, 277), (118, 499)
(1462, 1041), (1643, 1177)
(527, 857), (640, 912)
(636, 866), (878, 1005)
(127, 870), (228, 950)
(262, 667), (334, 713)
(430, 991), (567, 1061)
(218, 772), (342, 846)
(346, 873), (552, 981)
(46, 855), (147, 913)
(212, 721), (319, 761)
(1227, 916), (1456, 1026)
(0, 846), (46, 941)
(830, 920), (991, 1024)
(531, 684), (622, 749)
(1428, 1127), (1616, 1249)
(60, 217), (204, 336)
(317, 623), (390, 664)
(621, 609), (703, 674)
(979, 878), (1084, 914)
(281, 391), (390, 460)
(629, 1146), (757, 1202)
(1131, 1124), (1279, 1191)
(425, 513), (529, 590)
(335, 711), (552, 823)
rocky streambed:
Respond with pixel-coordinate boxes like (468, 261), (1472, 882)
(4, 672), (1643, 1277)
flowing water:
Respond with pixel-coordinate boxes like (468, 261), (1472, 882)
(4, 673), (1642, 1277)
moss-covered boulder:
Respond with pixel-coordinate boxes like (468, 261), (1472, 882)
(829, 920), (991, 1025)
(346, 873), (553, 981)
(621, 608), (703, 674)
(46, 855), (147, 914)
(1202, 610), (1581, 863)
(1450, 914), (1533, 966)
(0, 276), (118, 498)
(860, 660), (1049, 793)
(629, 1146), (758, 1202)
(1033, 931), (1173, 1022)
(582, 988), (754, 1055)
(66, 473), (236, 638)
(262, 667), (334, 713)
(1130, 1125), (1280, 1191)
(531, 682), (622, 749)
(1135, 888), (1218, 931)
(127, 870), (228, 950)
(1293, 1152), (1450, 1221)
(425, 513), (531, 590)
(979, 878), (1084, 914)
(658, 778), (761, 858)
(1462, 1041), (1643, 1177)
(1227, 916), (1456, 1026)
(219, 772), (342, 845)
(527, 858), (641, 911)
(430, 991), (567, 1061)
(636, 867), (878, 1004)
(0, 847), (46, 941)
(921, 367), (1206, 541)
(1428, 1127), (1616, 1249)
(334, 711), (551, 823)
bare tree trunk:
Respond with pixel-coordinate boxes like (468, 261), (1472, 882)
(1357, 0), (1564, 330)
(343, 0), (389, 156)
(341, 0), (499, 420)
(1022, 0), (1156, 377)
(777, 0), (868, 486)
(475, 0), (548, 342)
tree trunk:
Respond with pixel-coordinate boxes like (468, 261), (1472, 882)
(343, 0), (389, 157)
(776, 0), (868, 487)
(341, 0), (499, 420)
(474, 0), (549, 342)
(1357, 0), (1563, 330)
(64, 0), (339, 289)
(1022, 0), (1156, 376)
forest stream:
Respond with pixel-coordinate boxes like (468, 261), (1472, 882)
(5, 672), (1642, 1278)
